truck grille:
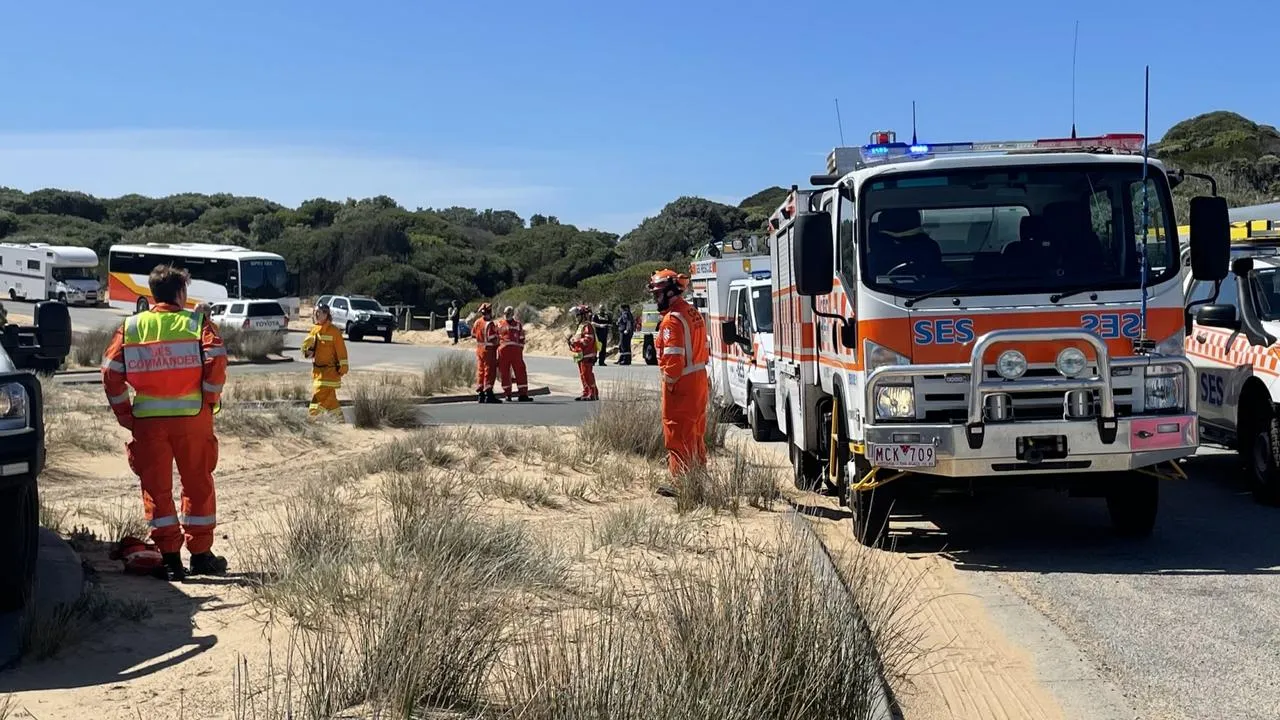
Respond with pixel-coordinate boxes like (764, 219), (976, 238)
(913, 366), (1137, 423)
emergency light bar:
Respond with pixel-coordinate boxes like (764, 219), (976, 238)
(826, 132), (1146, 175)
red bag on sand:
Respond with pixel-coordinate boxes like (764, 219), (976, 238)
(111, 536), (164, 575)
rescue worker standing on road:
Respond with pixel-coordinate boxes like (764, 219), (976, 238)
(301, 304), (348, 420)
(591, 303), (613, 367)
(101, 265), (229, 582)
(616, 304), (635, 366)
(567, 304), (599, 401)
(497, 305), (533, 402)
(473, 303), (502, 403)
(649, 269), (709, 487)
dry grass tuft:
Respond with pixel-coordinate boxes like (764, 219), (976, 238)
(222, 375), (311, 403)
(590, 502), (700, 552)
(415, 351), (476, 397)
(578, 379), (727, 461)
(220, 327), (287, 360)
(673, 451), (781, 516)
(216, 405), (328, 442)
(69, 326), (115, 368)
(22, 585), (151, 662)
(45, 414), (118, 454)
(81, 501), (150, 543)
(39, 500), (70, 535)
(351, 382), (422, 429)
(501, 525), (918, 720)
(356, 429), (456, 475)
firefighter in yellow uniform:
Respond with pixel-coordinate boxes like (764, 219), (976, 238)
(302, 304), (348, 420)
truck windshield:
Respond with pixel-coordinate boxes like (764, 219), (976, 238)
(52, 267), (98, 281)
(856, 163), (1179, 299)
(1250, 268), (1280, 321)
(751, 286), (773, 333)
(240, 259), (290, 300)
(350, 299), (384, 312)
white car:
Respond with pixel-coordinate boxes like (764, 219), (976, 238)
(315, 294), (396, 342)
(207, 300), (290, 332)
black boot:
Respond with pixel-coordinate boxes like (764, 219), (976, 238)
(485, 390), (504, 404)
(189, 551), (228, 576)
(518, 395), (534, 402)
(477, 390), (486, 403)
(154, 552), (187, 582)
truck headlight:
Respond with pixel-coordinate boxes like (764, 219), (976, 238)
(0, 382), (30, 432)
(1147, 331), (1186, 379)
(357, 312), (370, 322)
(1056, 347), (1088, 377)
(875, 385), (914, 419)
(1145, 375), (1184, 411)
(996, 350), (1027, 380)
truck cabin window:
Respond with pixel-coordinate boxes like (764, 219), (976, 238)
(750, 286), (773, 333)
(1250, 268), (1280, 321)
(856, 164), (1178, 299)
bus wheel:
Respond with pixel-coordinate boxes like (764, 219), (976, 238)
(7, 289), (16, 301)
(135, 297), (149, 313)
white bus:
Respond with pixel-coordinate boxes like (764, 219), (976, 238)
(0, 242), (103, 306)
(107, 242), (300, 319)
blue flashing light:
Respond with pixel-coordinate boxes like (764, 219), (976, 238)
(750, 270), (772, 280)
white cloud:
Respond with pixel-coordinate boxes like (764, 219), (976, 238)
(0, 129), (561, 215)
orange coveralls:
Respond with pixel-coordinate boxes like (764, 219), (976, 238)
(571, 323), (598, 399)
(303, 319), (349, 418)
(101, 304), (228, 555)
(497, 317), (529, 399)
(473, 316), (500, 392)
(656, 296), (710, 477)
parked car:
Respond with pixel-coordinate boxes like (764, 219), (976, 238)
(208, 300), (290, 332)
(315, 294), (395, 342)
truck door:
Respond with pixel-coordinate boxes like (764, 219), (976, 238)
(729, 286), (753, 408)
(1186, 272), (1242, 430)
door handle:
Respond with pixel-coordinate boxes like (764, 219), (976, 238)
(1195, 333), (1207, 344)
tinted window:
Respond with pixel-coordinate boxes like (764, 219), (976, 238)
(750, 286), (773, 333)
(350, 298), (383, 311)
(241, 258), (289, 300)
(230, 303), (245, 314)
(247, 302), (285, 317)
(332, 298), (349, 310)
(26, 260), (40, 271)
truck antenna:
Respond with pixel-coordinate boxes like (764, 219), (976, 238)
(834, 98), (846, 145)
(911, 100), (918, 145)
(1138, 64), (1151, 347)
(1071, 20), (1079, 139)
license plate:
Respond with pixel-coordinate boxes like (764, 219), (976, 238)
(868, 443), (936, 468)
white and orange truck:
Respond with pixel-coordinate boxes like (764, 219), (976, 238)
(769, 130), (1231, 546)
(689, 237), (779, 440)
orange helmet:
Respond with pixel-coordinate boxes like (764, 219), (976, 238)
(647, 269), (688, 294)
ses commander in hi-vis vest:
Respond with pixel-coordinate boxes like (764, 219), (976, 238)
(101, 264), (229, 582)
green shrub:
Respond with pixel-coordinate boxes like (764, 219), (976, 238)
(575, 262), (668, 308)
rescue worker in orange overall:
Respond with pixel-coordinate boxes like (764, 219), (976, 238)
(472, 302), (502, 403)
(497, 305), (533, 402)
(649, 269), (709, 488)
(301, 304), (349, 420)
(101, 265), (229, 581)
(567, 304), (599, 401)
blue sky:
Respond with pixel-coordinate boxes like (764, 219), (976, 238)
(0, 1), (1276, 235)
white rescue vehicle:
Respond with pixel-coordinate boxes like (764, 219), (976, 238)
(689, 237), (779, 440)
(0, 243), (102, 306)
(1184, 223), (1280, 503)
(770, 130), (1230, 546)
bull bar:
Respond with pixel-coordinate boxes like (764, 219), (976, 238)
(862, 328), (1199, 476)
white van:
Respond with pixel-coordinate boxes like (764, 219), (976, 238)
(0, 243), (103, 306)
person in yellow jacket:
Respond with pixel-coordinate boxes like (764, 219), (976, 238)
(301, 304), (349, 420)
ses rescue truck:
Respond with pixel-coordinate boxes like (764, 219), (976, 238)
(689, 237), (780, 441)
(770, 129), (1230, 547)
(1184, 220), (1280, 504)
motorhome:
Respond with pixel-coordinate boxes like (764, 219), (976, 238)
(0, 243), (102, 306)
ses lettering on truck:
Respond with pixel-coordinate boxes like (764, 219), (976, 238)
(1198, 371), (1226, 406)
(1081, 311), (1143, 340)
(912, 311), (1145, 347)
(912, 318), (976, 345)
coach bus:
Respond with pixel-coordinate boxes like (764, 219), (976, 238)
(106, 242), (300, 319)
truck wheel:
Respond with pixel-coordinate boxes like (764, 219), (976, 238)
(1105, 472), (1158, 538)
(849, 481), (896, 548)
(9, 289), (18, 301)
(748, 393), (777, 442)
(1240, 397), (1280, 505)
(790, 441), (824, 492)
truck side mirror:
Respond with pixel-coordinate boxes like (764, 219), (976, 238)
(793, 211), (834, 296)
(720, 320), (739, 346)
(840, 323), (857, 350)
(35, 301), (72, 361)
(1189, 196), (1230, 282)
(1193, 304), (1238, 331)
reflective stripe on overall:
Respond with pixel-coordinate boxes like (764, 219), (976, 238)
(121, 310), (208, 417)
(660, 311), (706, 384)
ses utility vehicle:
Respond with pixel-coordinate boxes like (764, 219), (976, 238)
(689, 237), (779, 441)
(0, 243), (102, 306)
(770, 129), (1230, 546)
(1183, 222), (1280, 504)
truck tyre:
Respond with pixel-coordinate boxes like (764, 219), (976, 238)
(1240, 395), (1280, 505)
(849, 482), (895, 548)
(790, 441), (823, 492)
(0, 481), (38, 624)
(748, 392), (777, 442)
(1105, 472), (1158, 538)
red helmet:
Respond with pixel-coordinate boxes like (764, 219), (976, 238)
(478, 302), (493, 315)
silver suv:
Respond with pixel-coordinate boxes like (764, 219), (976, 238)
(315, 294), (396, 342)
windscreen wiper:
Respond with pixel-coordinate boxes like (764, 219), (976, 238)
(902, 276), (1003, 308)
(1048, 281), (1123, 304)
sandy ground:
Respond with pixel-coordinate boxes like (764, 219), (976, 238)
(2, 373), (1073, 720)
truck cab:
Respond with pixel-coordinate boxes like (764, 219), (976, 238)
(771, 130), (1231, 546)
(1184, 228), (1280, 503)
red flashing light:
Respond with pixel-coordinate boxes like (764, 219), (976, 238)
(1033, 133), (1145, 152)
